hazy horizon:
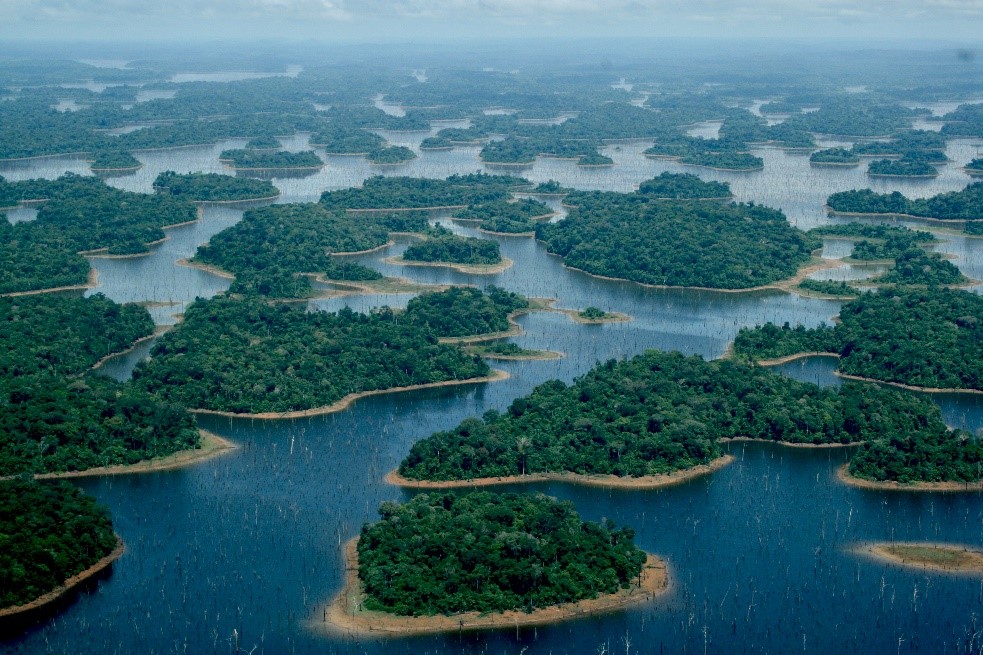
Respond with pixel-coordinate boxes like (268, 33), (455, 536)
(2, 0), (983, 44)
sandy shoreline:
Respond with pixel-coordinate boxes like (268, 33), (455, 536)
(0, 538), (125, 619)
(754, 352), (841, 366)
(316, 538), (668, 637)
(386, 454), (734, 490)
(384, 255), (514, 275)
(837, 464), (983, 492)
(826, 207), (983, 224)
(0, 268), (100, 298)
(552, 307), (631, 324)
(720, 436), (862, 449)
(854, 542), (983, 574)
(188, 370), (510, 420)
(30, 431), (236, 480)
(90, 326), (170, 370)
(834, 372), (983, 395)
(329, 240), (394, 256)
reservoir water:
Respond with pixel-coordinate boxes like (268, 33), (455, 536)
(2, 119), (983, 654)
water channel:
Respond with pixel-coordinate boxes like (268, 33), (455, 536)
(2, 109), (983, 654)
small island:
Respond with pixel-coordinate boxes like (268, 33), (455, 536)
(395, 225), (507, 272)
(88, 148), (142, 174)
(319, 174), (525, 211)
(452, 198), (554, 235)
(0, 478), (123, 618)
(311, 127), (386, 154)
(809, 148), (860, 166)
(867, 158), (939, 178)
(567, 306), (630, 324)
(367, 145), (417, 164)
(965, 157), (983, 177)
(856, 543), (983, 573)
(219, 148), (324, 171)
(577, 152), (614, 167)
(827, 183), (983, 222)
(536, 191), (820, 290)
(636, 172), (732, 200)
(464, 342), (563, 360)
(322, 492), (664, 635)
(153, 171), (280, 203)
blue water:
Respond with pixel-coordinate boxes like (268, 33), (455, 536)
(3, 101), (983, 655)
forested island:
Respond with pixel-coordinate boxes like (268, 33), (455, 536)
(0, 294), (202, 474)
(809, 148), (860, 166)
(219, 149), (324, 170)
(869, 249), (967, 286)
(394, 349), (977, 487)
(636, 172), (732, 199)
(153, 171), (280, 202)
(452, 198), (554, 234)
(327, 491), (657, 632)
(733, 287), (983, 391)
(367, 145), (417, 164)
(319, 174), (527, 210)
(192, 203), (418, 298)
(536, 193), (820, 290)
(827, 183), (983, 221)
(1, 174), (197, 294)
(131, 289), (527, 416)
(400, 226), (503, 268)
(867, 158), (939, 178)
(965, 158), (983, 176)
(0, 478), (121, 612)
(808, 223), (938, 261)
(644, 138), (764, 171)
(88, 148), (142, 173)
(311, 127), (386, 154)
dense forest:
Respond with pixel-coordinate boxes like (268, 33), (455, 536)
(808, 223), (937, 261)
(401, 286), (528, 337)
(310, 126), (386, 153)
(398, 350), (971, 483)
(966, 158), (983, 175)
(319, 174), (527, 210)
(218, 149), (323, 169)
(0, 478), (118, 608)
(867, 158), (939, 177)
(193, 203), (417, 298)
(401, 226), (503, 266)
(536, 195), (819, 289)
(733, 287), (983, 390)
(153, 171), (279, 201)
(827, 183), (983, 220)
(870, 249), (967, 286)
(356, 492), (647, 615)
(809, 148), (860, 165)
(131, 293), (502, 414)
(88, 148), (141, 171)
(0, 294), (201, 474)
(636, 172), (732, 199)
(367, 146), (417, 164)
(453, 198), (553, 233)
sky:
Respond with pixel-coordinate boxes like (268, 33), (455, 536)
(2, 0), (983, 42)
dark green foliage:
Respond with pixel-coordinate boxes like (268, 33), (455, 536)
(536, 195), (819, 289)
(402, 286), (528, 337)
(311, 127), (386, 153)
(0, 294), (153, 379)
(872, 249), (967, 286)
(367, 146), (416, 164)
(194, 203), (391, 298)
(357, 492), (647, 616)
(941, 103), (983, 138)
(0, 478), (117, 608)
(219, 149), (323, 169)
(419, 136), (453, 150)
(399, 350), (958, 482)
(868, 159), (938, 177)
(827, 183), (983, 220)
(733, 322), (842, 360)
(531, 180), (573, 194)
(0, 373), (200, 474)
(851, 142), (901, 157)
(401, 226), (501, 265)
(319, 175), (522, 210)
(153, 171), (279, 202)
(89, 148), (140, 170)
(637, 173), (731, 199)
(810, 148), (860, 164)
(849, 431), (983, 484)
(454, 199), (552, 233)
(245, 136), (281, 149)
(578, 306), (609, 319)
(681, 151), (763, 171)
(966, 158), (983, 175)
(810, 223), (937, 262)
(1, 175), (196, 293)
(577, 153), (613, 166)
(0, 294), (200, 475)
(782, 99), (917, 137)
(132, 295), (491, 414)
(645, 136), (764, 171)
(735, 288), (983, 391)
(797, 279), (857, 296)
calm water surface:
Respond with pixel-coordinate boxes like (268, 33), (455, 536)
(3, 117), (983, 654)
